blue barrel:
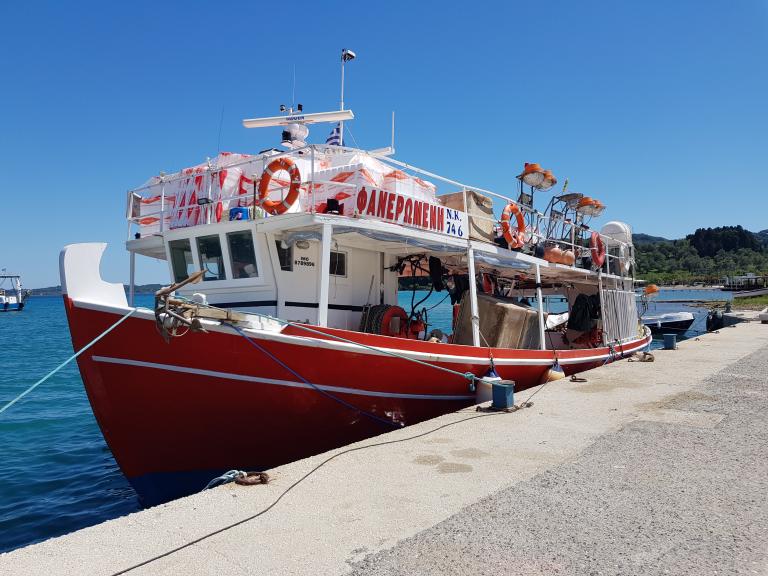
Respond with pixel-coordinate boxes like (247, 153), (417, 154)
(663, 333), (677, 350)
(491, 380), (515, 410)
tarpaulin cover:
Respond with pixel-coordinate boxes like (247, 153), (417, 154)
(130, 149), (438, 232)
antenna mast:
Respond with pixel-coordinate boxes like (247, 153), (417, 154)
(340, 48), (356, 146)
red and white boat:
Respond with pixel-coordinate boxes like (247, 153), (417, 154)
(61, 65), (650, 505)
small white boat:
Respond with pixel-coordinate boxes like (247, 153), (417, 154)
(0, 274), (26, 312)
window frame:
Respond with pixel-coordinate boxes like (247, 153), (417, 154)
(275, 240), (294, 272)
(227, 229), (260, 279)
(163, 223), (266, 288)
(329, 250), (348, 278)
(196, 234), (228, 282)
(168, 238), (196, 283)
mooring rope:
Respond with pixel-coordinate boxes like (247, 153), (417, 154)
(226, 322), (402, 429)
(108, 409), (515, 576)
(168, 294), (481, 386)
(0, 307), (136, 416)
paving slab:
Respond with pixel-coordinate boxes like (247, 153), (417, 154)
(2, 318), (767, 576)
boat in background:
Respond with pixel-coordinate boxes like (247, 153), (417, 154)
(0, 274), (27, 311)
(637, 283), (695, 335)
(721, 273), (767, 292)
(641, 311), (695, 335)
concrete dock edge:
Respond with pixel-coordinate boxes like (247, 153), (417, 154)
(2, 315), (767, 575)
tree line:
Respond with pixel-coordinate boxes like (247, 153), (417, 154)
(634, 226), (768, 285)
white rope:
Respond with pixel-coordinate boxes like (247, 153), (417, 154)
(0, 307), (136, 416)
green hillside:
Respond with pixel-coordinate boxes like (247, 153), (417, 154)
(634, 226), (768, 285)
(632, 233), (670, 245)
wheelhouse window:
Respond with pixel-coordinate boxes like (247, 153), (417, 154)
(227, 230), (258, 278)
(196, 235), (226, 281)
(330, 251), (347, 277)
(275, 240), (293, 271)
(169, 239), (195, 283)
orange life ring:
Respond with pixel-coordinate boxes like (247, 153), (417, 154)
(590, 231), (606, 268)
(258, 157), (301, 215)
(500, 202), (526, 249)
(380, 306), (408, 338)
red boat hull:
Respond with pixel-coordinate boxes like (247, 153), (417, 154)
(64, 298), (651, 505)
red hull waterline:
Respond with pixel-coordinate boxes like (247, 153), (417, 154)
(64, 295), (651, 506)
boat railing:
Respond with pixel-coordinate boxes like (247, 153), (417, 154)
(367, 154), (634, 278)
(126, 144), (633, 279)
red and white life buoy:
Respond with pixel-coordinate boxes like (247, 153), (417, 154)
(380, 306), (408, 338)
(258, 157), (301, 215)
(590, 231), (606, 268)
(500, 202), (526, 249)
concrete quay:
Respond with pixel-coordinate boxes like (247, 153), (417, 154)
(2, 316), (767, 576)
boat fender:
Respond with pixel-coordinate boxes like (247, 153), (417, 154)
(544, 245), (564, 264)
(590, 231), (606, 268)
(500, 202), (526, 249)
(476, 367), (501, 403)
(543, 360), (566, 383)
(258, 157), (302, 215)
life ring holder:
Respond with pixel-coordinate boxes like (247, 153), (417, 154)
(258, 157), (301, 215)
(500, 202), (526, 249)
(590, 231), (606, 268)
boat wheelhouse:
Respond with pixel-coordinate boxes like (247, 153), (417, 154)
(61, 95), (650, 505)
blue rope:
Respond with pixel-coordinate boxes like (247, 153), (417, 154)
(226, 323), (402, 429)
(0, 308), (136, 416)
(211, 304), (478, 385)
(172, 293), (477, 385)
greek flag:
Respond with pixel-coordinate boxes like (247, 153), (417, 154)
(326, 123), (343, 146)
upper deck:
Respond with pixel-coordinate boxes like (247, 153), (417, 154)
(125, 143), (635, 287)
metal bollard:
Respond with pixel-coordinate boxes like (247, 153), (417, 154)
(491, 380), (515, 409)
(663, 333), (677, 350)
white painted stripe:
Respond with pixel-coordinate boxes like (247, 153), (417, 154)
(91, 356), (477, 401)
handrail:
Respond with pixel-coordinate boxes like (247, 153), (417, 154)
(126, 144), (634, 280)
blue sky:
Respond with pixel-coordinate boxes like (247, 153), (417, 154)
(1, 1), (766, 287)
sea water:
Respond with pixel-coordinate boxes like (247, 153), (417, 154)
(0, 296), (142, 553)
(0, 289), (730, 552)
